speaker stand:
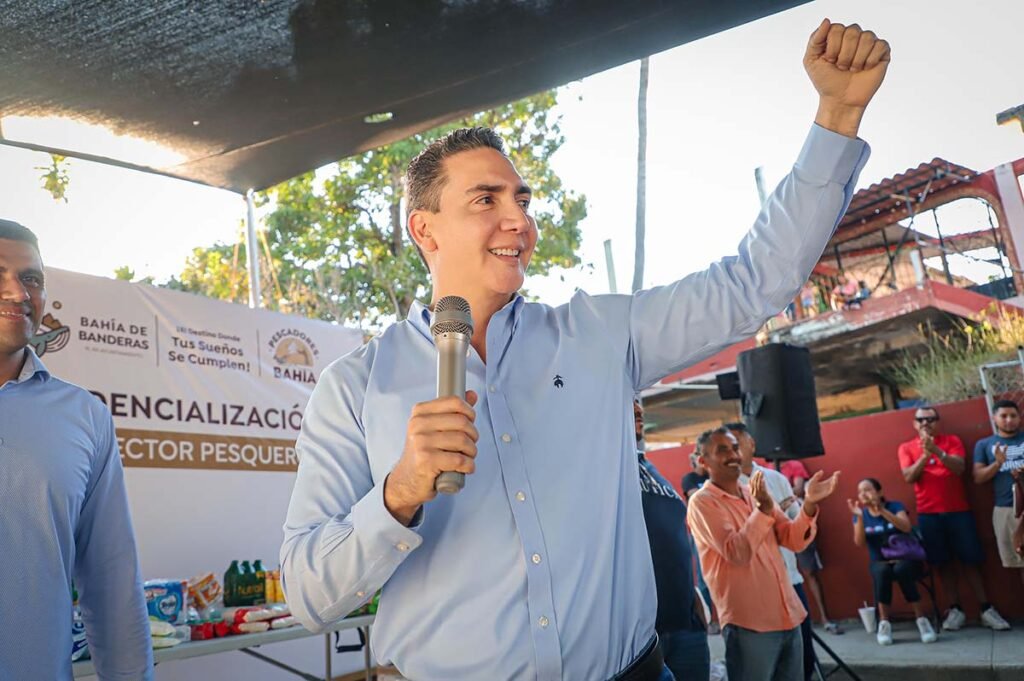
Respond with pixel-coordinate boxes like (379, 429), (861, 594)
(811, 630), (862, 681)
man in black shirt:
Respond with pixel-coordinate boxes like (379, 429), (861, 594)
(635, 400), (710, 680)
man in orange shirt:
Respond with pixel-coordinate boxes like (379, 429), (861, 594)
(688, 427), (839, 681)
(897, 405), (1009, 631)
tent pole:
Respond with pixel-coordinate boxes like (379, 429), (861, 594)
(246, 189), (263, 309)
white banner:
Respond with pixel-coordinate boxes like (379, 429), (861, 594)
(40, 269), (369, 680)
(38, 268), (363, 473)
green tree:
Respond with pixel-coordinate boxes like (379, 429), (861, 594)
(176, 90), (586, 329)
(113, 265), (156, 286)
(37, 154), (71, 202)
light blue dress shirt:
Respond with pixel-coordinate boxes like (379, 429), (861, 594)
(281, 124), (869, 680)
(0, 349), (152, 680)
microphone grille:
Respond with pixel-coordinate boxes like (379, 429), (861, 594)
(431, 296), (473, 337)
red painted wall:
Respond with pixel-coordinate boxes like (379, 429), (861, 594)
(647, 397), (1023, 621)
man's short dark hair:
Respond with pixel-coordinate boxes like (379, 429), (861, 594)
(992, 399), (1019, 413)
(696, 426), (732, 456)
(724, 422), (748, 434)
(0, 219), (39, 252)
(404, 128), (507, 268)
(916, 405), (939, 419)
(406, 127), (506, 213)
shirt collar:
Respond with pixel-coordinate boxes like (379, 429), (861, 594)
(702, 479), (752, 503)
(10, 347), (51, 385)
(407, 294), (525, 340)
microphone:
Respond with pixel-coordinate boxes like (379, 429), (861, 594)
(430, 295), (474, 495)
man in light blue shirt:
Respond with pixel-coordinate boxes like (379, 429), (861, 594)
(282, 20), (889, 680)
(0, 220), (152, 680)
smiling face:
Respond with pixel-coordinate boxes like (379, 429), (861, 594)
(410, 147), (537, 306)
(700, 431), (742, 485)
(857, 479), (881, 507)
(0, 238), (45, 360)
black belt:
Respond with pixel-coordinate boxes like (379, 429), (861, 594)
(609, 633), (663, 681)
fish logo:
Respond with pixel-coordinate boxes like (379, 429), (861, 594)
(29, 313), (70, 357)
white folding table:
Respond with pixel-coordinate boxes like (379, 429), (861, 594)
(72, 614), (375, 681)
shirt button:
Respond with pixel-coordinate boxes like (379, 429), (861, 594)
(488, 385), (496, 393)
(538, 616), (549, 628)
(356, 591), (365, 598)
(515, 491), (526, 502)
(501, 433), (512, 443)
(396, 542), (410, 552)
(531, 553), (542, 564)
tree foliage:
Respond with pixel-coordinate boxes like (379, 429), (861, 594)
(176, 90), (586, 329)
(37, 154), (71, 202)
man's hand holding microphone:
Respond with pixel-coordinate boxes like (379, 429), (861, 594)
(384, 392), (479, 526)
(384, 295), (478, 526)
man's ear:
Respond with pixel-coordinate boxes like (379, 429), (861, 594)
(408, 210), (437, 254)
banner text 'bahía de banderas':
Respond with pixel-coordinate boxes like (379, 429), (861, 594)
(36, 268), (364, 472)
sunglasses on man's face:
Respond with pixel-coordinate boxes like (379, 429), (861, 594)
(915, 416), (938, 424)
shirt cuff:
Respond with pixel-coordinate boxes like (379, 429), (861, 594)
(796, 124), (870, 185)
(350, 476), (424, 556)
(799, 505), (820, 530)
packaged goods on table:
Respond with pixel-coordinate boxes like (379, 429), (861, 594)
(264, 568), (284, 603)
(223, 559), (267, 606)
(144, 579), (187, 624)
(231, 621), (270, 635)
(149, 618), (188, 649)
(270, 615), (299, 629)
(187, 572), (223, 616)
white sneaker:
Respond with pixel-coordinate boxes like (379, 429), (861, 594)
(876, 620), (893, 646)
(981, 607), (1011, 631)
(916, 616), (937, 643)
(942, 607), (966, 631)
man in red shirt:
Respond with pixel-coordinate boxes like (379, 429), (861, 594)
(897, 406), (1010, 631)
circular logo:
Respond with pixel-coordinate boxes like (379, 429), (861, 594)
(273, 338), (315, 367)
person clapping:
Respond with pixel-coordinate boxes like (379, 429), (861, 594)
(849, 478), (937, 645)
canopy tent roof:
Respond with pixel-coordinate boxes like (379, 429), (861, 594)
(0, 0), (806, 194)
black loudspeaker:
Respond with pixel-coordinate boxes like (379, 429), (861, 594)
(737, 343), (824, 460)
(716, 371), (741, 400)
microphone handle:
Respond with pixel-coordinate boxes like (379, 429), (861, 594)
(435, 333), (469, 494)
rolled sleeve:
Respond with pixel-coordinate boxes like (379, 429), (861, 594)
(774, 506), (818, 553)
